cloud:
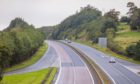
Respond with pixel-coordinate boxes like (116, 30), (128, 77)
(0, 0), (139, 30)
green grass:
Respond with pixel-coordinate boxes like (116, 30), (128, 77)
(115, 31), (140, 49)
(45, 67), (57, 84)
(117, 23), (130, 33)
(115, 23), (140, 49)
(5, 43), (48, 72)
(75, 40), (140, 64)
(0, 67), (57, 84)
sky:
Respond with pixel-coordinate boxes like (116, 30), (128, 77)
(0, 0), (140, 30)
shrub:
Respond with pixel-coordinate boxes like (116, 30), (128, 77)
(126, 45), (136, 58)
(108, 40), (125, 55)
(126, 41), (140, 60)
(134, 41), (140, 60)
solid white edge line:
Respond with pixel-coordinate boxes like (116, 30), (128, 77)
(75, 47), (116, 84)
(118, 62), (140, 77)
(73, 42), (117, 84)
(59, 42), (76, 84)
(54, 55), (62, 84)
(85, 53), (116, 84)
(49, 41), (62, 84)
(54, 41), (75, 84)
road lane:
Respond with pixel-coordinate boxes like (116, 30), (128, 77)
(5, 40), (94, 84)
(50, 41), (94, 84)
(70, 42), (140, 84)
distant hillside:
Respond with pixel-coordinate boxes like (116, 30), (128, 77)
(39, 26), (56, 39)
(51, 5), (118, 41)
(39, 3), (140, 61)
(52, 5), (103, 40)
(0, 18), (45, 78)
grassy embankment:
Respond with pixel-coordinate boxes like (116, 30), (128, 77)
(1, 42), (57, 84)
(1, 67), (57, 84)
(115, 23), (140, 49)
(75, 23), (140, 64)
(5, 42), (48, 72)
(76, 31), (140, 64)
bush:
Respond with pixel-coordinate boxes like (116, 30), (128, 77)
(134, 41), (140, 60)
(126, 45), (136, 58)
(108, 40), (125, 55)
(126, 41), (140, 60)
(0, 18), (45, 80)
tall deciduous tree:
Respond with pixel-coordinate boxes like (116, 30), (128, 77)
(127, 2), (140, 31)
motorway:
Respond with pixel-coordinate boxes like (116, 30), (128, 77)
(5, 40), (140, 84)
(69, 42), (140, 84)
(5, 41), (94, 84)
(50, 41), (93, 84)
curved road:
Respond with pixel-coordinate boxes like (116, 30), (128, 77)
(50, 41), (94, 84)
(70, 41), (140, 84)
(5, 41), (58, 75)
(5, 40), (94, 84)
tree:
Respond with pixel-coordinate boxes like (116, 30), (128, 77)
(104, 9), (120, 22)
(0, 18), (45, 80)
(52, 5), (102, 39)
(134, 41), (140, 60)
(126, 44), (136, 57)
(6, 18), (28, 31)
(127, 2), (140, 31)
(106, 28), (115, 40)
(126, 41), (140, 60)
(101, 18), (117, 33)
(127, 2), (137, 16)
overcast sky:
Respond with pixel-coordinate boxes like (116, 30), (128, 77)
(0, 0), (140, 30)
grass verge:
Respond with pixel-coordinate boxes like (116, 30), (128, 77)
(0, 67), (57, 84)
(1, 68), (49, 84)
(75, 40), (140, 64)
(45, 67), (57, 84)
(5, 43), (48, 72)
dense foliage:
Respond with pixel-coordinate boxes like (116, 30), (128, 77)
(0, 18), (45, 79)
(127, 2), (140, 31)
(126, 41), (140, 60)
(40, 3), (140, 60)
(52, 5), (102, 40)
(39, 26), (56, 39)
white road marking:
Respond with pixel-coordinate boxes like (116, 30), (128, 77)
(118, 62), (140, 77)
(76, 48), (117, 84)
(77, 52), (95, 84)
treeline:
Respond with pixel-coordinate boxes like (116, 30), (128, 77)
(52, 5), (102, 40)
(0, 18), (45, 79)
(39, 26), (57, 39)
(52, 5), (119, 41)
(50, 2), (140, 60)
(113, 2), (140, 59)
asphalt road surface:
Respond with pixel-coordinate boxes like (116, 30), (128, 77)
(50, 41), (94, 84)
(5, 40), (94, 84)
(70, 41), (140, 84)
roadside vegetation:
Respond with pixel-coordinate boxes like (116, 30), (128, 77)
(75, 40), (140, 64)
(0, 18), (45, 80)
(0, 67), (57, 84)
(40, 2), (140, 63)
(5, 43), (48, 72)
